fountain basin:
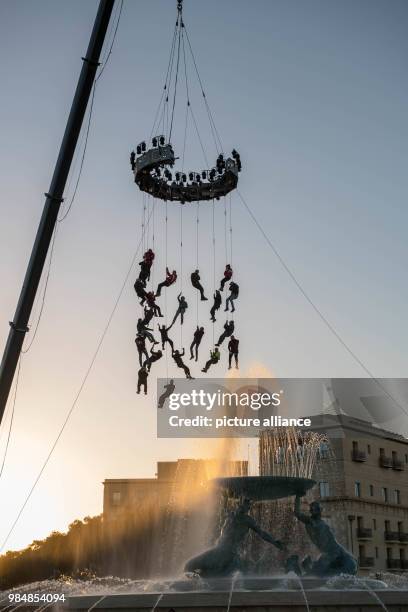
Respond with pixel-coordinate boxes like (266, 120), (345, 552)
(65, 588), (407, 611)
(212, 475), (315, 501)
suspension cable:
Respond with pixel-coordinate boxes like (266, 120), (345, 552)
(223, 197), (228, 265)
(196, 203), (200, 326)
(183, 22), (223, 153)
(169, 17), (182, 142)
(229, 193), (233, 265)
(0, 358), (21, 481)
(212, 199), (216, 346)
(237, 189), (408, 418)
(180, 203), (184, 347)
(150, 19), (179, 140)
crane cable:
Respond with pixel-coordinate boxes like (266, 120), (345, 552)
(237, 189), (408, 419)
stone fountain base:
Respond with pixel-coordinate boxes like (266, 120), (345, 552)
(66, 576), (408, 611)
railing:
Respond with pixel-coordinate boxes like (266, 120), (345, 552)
(385, 531), (401, 542)
(356, 527), (373, 539)
(359, 557), (375, 568)
(352, 450), (367, 462)
(387, 559), (401, 570)
(399, 532), (408, 543)
(379, 455), (393, 468)
(393, 458), (404, 471)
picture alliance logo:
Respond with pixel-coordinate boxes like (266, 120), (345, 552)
(168, 389), (282, 411)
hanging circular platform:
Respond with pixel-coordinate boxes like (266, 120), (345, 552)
(131, 138), (241, 203)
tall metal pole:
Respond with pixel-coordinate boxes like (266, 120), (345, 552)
(0, 0), (116, 423)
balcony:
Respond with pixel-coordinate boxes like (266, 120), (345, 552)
(385, 531), (401, 542)
(379, 455), (393, 468)
(359, 557), (375, 568)
(352, 450), (367, 462)
(399, 532), (408, 543)
(393, 458), (404, 471)
(387, 559), (401, 570)
(356, 527), (373, 539)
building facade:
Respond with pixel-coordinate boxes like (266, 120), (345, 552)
(308, 414), (408, 574)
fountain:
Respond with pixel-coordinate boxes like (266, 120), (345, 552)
(8, 430), (408, 610)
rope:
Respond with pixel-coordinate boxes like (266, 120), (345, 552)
(183, 23), (223, 154)
(229, 193), (233, 265)
(223, 197), (228, 265)
(196, 203), (200, 326)
(169, 18), (182, 142)
(0, 206), (154, 553)
(237, 189), (408, 418)
(212, 199), (216, 346)
(180, 203), (183, 347)
(165, 201), (169, 381)
(150, 20), (178, 141)
(0, 358), (21, 481)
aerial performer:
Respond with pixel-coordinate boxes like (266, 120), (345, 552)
(158, 324), (175, 352)
(190, 326), (205, 361)
(219, 264), (233, 291)
(137, 365), (149, 395)
(172, 349), (194, 379)
(145, 291), (163, 318)
(216, 320), (234, 347)
(135, 334), (149, 367)
(134, 278), (147, 306)
(201, 346), (221, 373)
(142, 306), (154, 327)
(228, 335), (239, 370)
(158, 379), (176, 409)
(191, 269), (208, 301)
(137, 318), (158, 345)
(210, 289), (222, 322)
(225, 281), (239, 313)
(168, 293), (188, 329)
(156, 267), (177, 297)
(129, 0), (243, 385)
(144, 346), (163, 372)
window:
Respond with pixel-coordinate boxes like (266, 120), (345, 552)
(355, 481), (361, 497)
(352, 441), (358, 451)
(373, 518), (377, 530)
(369, 484), (374, 497)
(385, 520), (390, 532)
(398, 522), (403, 534)
(367, 444), (371, 454)
(112, 491), (121, 506)
(375, 547), (379, 559)
(319, 481), (330, 497)
(382, 487), (388, 503)
(387, 547), (392, 560)
(319, 442), (329, 458)
(357, 516), (363, 529)
(380, 448), (385, 456)
(405, 454), (408, 464)
(394, 489), (401, 505)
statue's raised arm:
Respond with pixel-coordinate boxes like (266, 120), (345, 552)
(246, 514), (284, 550)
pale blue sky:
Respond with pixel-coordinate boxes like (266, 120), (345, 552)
(0, 0), (408, 550)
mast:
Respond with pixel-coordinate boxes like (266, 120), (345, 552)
(0, 0), (116, 423)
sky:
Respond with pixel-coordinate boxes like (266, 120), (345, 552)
(0, 0), (408, 551)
